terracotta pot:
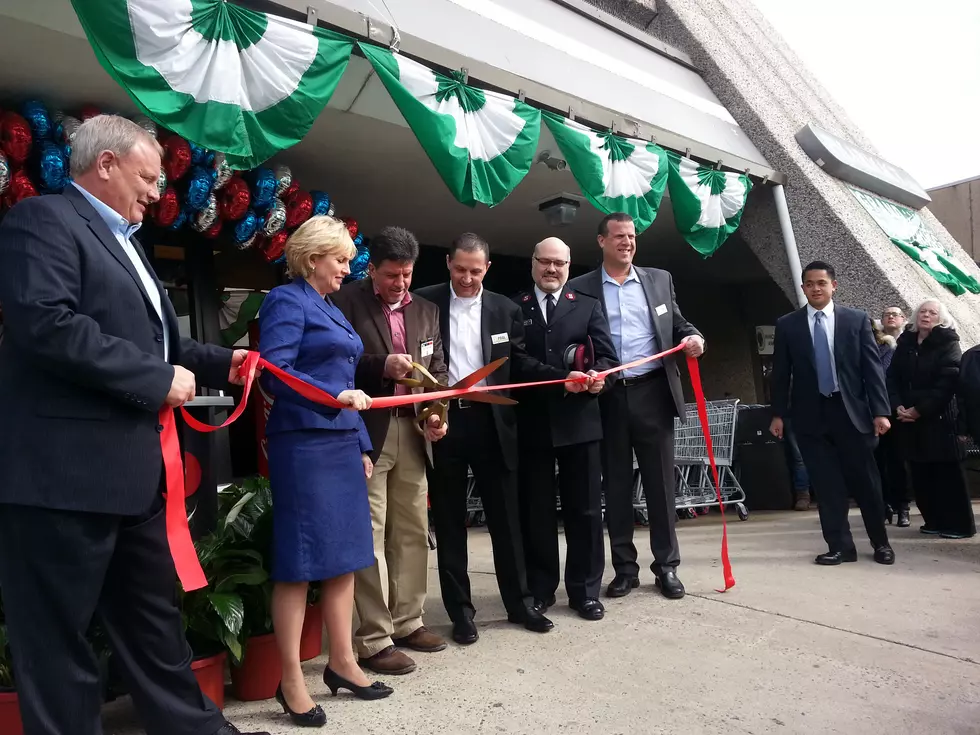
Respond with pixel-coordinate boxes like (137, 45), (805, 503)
(0, 689), (24, 735)
(230, 633), (281, 701)
(299, 602), (323, 662)
(191, 652), (227, 711)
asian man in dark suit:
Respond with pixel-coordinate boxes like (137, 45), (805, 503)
(514, 237), (619, 622)
(0, 116), (263, 735)
(769, 260), (895, 566)
(416, 233), (564, 644)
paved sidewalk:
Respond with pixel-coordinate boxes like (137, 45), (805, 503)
(104, 506), (980, 735)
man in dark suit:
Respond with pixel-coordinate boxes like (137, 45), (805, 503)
(0, 116), (263, 735)
(569, 213), (703, 601)
(416, 233), (567, 644)
(769, 261), (894, 565)
(332, 228), (449, 675)
(514, 236), (619, 621)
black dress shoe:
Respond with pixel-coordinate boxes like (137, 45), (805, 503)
(214, 724), (272, 735)
(274, 684), (327, 728)
(531, 595), (556, 613)
(569, 598), (605, 621)
(814, 549), (858, 565)
(452, 618), (479, 645)
(897, 509), (911, 527)
(606, 574), (640, 598)
(508, 605), (554, 633)
(873, 544), (896, 565)
(322, 667), (394, 699)
(654, 571), (686, 599)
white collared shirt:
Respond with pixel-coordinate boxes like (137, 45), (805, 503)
(448, 284), (485, 387)
(806, 300), (839, 392)
(534, 284), (563, 323)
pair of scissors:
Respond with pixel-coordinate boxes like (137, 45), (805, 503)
(395, 357), (517, 435)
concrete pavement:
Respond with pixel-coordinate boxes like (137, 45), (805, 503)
(103, 506), (980, 735)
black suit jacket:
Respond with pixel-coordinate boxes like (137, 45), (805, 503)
(770, 304), (889, 436)
(568, 265), (700, 419)
(0, 186), (233, 515)
(415, 283), (567, 471)
(512, 287), (618, 449)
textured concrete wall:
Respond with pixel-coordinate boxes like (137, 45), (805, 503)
(928, 178), (979, 261)
(590, 0), (980, 345)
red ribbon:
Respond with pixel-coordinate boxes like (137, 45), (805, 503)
(163, 345), (734, 593)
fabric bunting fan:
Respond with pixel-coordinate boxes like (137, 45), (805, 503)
(542, 112), (669, 234)
(359, 42), (540, 208)
(71, 0), (354, 169)
(666, 153), (753, 257)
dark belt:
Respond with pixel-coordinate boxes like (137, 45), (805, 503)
(819, 391), (842, 401)
(449, 398), (490, 411)
(393, 407), (416, 418)
(617, 369), (665, 388)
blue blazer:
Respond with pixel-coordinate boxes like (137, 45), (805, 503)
(258, 279), (371, 453)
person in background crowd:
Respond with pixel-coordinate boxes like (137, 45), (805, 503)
(888, 300), (976, 539)
(782, 418), (814, 511)
(513, 237), (618, 622)
(873, 309), (911, 527)
(770, 261), (894, 566)
(415, 233), (559, 644)
(0, 115), (264, 735)
(259, 217), (393, 729)
(333, 227), (449, 675)
(569, 213), (704, 600)
(957, 339), (980, 513)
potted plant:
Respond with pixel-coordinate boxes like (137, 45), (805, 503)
(0, 597), (24, 735)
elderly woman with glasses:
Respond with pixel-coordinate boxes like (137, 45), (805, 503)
(886, 300), (976, 539)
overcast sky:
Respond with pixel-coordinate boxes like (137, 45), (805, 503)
(749, 0), (980, 190)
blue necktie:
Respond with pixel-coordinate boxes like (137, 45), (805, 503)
(813, 311), (836, 396)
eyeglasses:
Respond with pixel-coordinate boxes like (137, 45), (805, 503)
(533, 256), (569, 269)
(882, 312), (904, 318)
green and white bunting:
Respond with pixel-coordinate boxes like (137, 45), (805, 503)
(542, 113), (668, 233)
(71, 0), (354, 169)
(666, 153), (752, 257)
(219, 290), (267, 347)
(850, 187), (980, 296)
(359, 43), (540, 208)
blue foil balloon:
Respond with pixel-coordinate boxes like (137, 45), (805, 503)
(184, 166), (214, 211)
(249, 168), (277, 211)
(350, 244), (370, 275)
(353, 233), (364, 247)
(274, 254), (287, 265)
(168, 209), (189, 231)
(37, 141), (69, 194)
(310, 190), (332, 217)
(21, 100), (53, 141)
(189, 142), (212, 168)
(234, 209), (262, 243)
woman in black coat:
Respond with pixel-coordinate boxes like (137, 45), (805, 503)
(887, 300), (976, 539)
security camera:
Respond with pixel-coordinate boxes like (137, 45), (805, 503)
(537, 150), (567, 171)
(538, 197), (580, 227)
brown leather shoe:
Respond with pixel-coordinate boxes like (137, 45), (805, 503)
(392, 626), (447, 653)
(793, 491), (811, 511)
(359, 645), (416, 675)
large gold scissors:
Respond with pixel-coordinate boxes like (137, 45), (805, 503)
(395, 357), (517, 435)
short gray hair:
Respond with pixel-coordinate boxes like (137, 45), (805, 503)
(913, 299), (957, 331)
(70, 115), (163, 177)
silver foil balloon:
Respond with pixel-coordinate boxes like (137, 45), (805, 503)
(52, 110), (65, 125)
(192, 194), (219, 232)
(212, 151), (232, 191)
(274, 164), (292, 197)
(156, 167), (167, 197)
(236, 232), (258, 251)
(61, 116), (81, 146)
(328, 203), (335, 217)
(0, 151), (9, 195)
(133, 115), (158, 139)
(263, 199), (286, 236)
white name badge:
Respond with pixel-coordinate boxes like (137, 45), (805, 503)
(655, 303), (669, 316)
(523, 319), (533, 326)
(420, 339), (434, 358)
(491, 332), (509, 345)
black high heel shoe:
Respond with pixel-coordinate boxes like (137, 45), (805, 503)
(275, 683), (327, 728)
(885, 505), (894, 525)
(897, 508), (911, 527)
(323, 667), (394, 700)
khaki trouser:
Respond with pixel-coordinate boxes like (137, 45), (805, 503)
(354, 416), (431, 658)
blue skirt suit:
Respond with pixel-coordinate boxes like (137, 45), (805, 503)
(258, 278), (374, 582)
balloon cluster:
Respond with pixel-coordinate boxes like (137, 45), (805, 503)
(0, 97), (369, 273)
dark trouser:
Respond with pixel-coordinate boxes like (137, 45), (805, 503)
(428, 402), (530, 622)
(600, 371), (680, 578)
(0, 495), (225, 735)
(876, 430), (910, 512)
(908, 461), (977, 537)
(794, 394), (889, 552)
(518, 441), (604, 603)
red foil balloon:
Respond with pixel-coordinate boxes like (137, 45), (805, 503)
(219, 176), (251, 220)
(162, 135), (192, 182)
(284, 178), (300, 199)
(152, 186), (180, 227)
(1, 113), (33, 165)
(340, 216), (358, 240)
(5, 169), (38, 206)
(261, 230), (289, 262)
(79, 105), (102, 121)
(285, 190), (313, 229)
(204, 218), (224, 239)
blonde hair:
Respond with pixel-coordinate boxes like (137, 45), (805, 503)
(284, 216), (356, 279)
(913, 299), (956, 331)
(71, 115), (163, 178)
